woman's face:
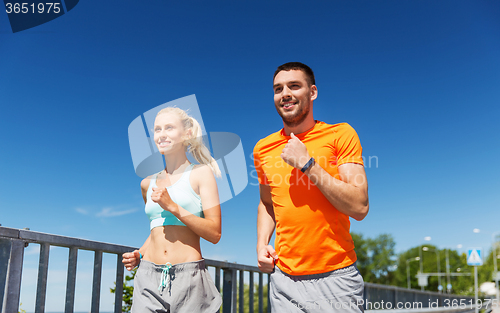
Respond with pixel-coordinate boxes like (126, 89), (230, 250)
(153, 113), (188, 155)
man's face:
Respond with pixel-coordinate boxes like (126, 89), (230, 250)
(273, 70), (317, 128)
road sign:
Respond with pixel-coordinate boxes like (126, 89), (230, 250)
(493, 272), (500, 281)
(416, 273), (428, 287)
(467, 249), (483, 266)
(447, 284), (452, 290)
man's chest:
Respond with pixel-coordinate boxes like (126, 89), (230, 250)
(260, 141), (340, 187)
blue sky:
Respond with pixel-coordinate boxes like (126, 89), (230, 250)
(1, 0), (500, 311)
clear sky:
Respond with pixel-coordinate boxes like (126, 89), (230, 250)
(1, 0), (499, 311)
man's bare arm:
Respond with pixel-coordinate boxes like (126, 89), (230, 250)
(257, 184), (275, 250)
(257, 184), (278, 272)
(281, 133), (369, 221)
(306, 162), (368, 221)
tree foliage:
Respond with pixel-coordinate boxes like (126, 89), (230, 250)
(110, 268), (136, 313)
(234, 283), (268, 313)
(391, 245), (478, 295)
(351, 233), (500, 296)
(477, 240), (500, 294)
(352, 232), (397, 285)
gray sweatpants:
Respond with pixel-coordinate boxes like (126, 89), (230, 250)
(270, 264), (364, 312)
(131, 259), (222, 313)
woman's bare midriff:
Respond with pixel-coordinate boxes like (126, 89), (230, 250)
(144, 225), (202, 265)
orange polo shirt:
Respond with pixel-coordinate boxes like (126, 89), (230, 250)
(253, 121), (364, 275)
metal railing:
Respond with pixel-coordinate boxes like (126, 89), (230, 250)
(1, 226), (479, 313)
(364, 282), (475, 311)
(206, 259), (270, 313)
(0, 226), (270, 313)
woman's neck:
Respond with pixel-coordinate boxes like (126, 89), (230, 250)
(164, 154), (190, 175)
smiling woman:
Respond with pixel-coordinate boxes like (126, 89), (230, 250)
(121, 107), (222, 313)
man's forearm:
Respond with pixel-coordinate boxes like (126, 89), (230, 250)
(306, 163), (369, 221)
(257, 202), (275, 251)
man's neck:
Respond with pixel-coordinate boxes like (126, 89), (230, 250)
(282, 117), (316, 136)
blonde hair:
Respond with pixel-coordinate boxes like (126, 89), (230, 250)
(156, 107), (221, 177)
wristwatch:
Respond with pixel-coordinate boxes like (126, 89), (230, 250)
(301, 157), (315, 173)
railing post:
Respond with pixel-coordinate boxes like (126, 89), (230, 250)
(267, 273), (271, 313)
(223, 268), (237, 313)
(239, 270), (244, 313)
(114, 253), (124, 313)
(258, 272), (263, 313)
(65, 247), (78, 313)
(249, 271), (254, 313)
(393, 286), (397, 310)
(214, 267), (221, 313)
(35, 243), (50, 313)
(0, 239), (12, 309)
(3, 239), (25, 313)
(91, 250), (103, 313)
(215, 267), (221, 292)
(412, 286), (415, 308)
(363, 284), (368, 311)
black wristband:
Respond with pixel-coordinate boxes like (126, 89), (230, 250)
(301, 157), (315, 173)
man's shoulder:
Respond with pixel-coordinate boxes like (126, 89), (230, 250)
(333, 122), (359, 137)
(316, 121), (356, 132)
(254, 129), (283, 151)
(314, 121), (358, 139)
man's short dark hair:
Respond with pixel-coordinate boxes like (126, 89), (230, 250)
(273, 62), (315, 86)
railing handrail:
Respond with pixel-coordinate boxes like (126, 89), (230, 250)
(0, 226), (263, 273)
(0, 226), (134, 254)
(364, 282), (473, 298)
(0, 226), (263, 275)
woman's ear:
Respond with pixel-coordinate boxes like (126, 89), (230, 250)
(182, 129), (193, 145)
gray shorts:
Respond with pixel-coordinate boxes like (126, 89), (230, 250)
(270, 263), (364, 313)
(131, 259), (222, 313)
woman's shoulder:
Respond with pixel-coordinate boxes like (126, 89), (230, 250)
(140, 173), (157, 191)
(140, 178), (150, 189)
(192, 163), (212, 174)
(191, 164), (216, 183)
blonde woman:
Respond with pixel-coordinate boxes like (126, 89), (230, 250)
(123, 107), (222, 313)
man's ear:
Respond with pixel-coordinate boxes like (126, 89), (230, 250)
(310, 85), (318, 101)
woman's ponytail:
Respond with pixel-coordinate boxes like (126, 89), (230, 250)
(186, 117), (221, 177)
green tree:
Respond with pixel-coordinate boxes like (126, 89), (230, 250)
(393, 246), (423, 289)
(352, 232), (397, 285)
(351, 232), (369, 277)
(451, 251), (474, 296)
(110, 268), (136, 312)
(393, 245), (473, 295)
(213, 282), (268, 313)
(477, 240), (500, 296)
(236, 283), (268, 313)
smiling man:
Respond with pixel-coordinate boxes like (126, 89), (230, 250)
(253, 62), (369, 312)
